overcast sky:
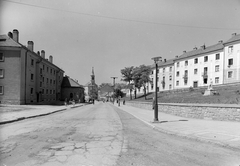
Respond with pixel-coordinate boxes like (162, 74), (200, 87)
(1, 0), (240, 85)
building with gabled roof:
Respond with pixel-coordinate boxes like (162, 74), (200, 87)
(0, 29), (64, 104)
(61, 76), (84, 103)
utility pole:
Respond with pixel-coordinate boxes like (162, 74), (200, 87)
(111, 77), (118, 103)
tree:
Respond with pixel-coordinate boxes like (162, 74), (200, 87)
(113, 88), (124, 98)
(121, 66), (134, 100)
(132, 66), (142, 99)
(138, 65), (152, 100)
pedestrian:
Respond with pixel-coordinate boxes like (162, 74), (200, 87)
(93, 99), (95, 104)
(118, 98), (120, 107)
(123, 99), (125, 105)
(65, 98), (68, 106)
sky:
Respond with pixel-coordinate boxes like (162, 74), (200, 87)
(1, 0), (240, 85)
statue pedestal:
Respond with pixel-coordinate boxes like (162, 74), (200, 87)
(203, 89), (217, 96)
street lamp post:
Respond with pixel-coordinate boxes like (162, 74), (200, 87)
(151, 56), (162, 122)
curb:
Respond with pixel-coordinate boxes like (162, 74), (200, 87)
(119, 106), (240, 151)
(0, 104), (84, 125)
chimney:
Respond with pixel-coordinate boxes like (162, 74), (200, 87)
(41, 50), (45, 59)
(49, 55), (53, 63)
(201, 45), (206, 50)
(37, 51), (40, 56)
(218, 40), (223, 43)
(164, 59), (167, 62)
(193, 47), (197, 50)
(8, 32), (13, 38)
(183, 51), (186, 53)
(27, 41), (34, 52)
(232, 33), (237, 37)
(12, 29), (19, 42)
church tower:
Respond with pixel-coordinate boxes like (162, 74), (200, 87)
(91, 67), (95, 85)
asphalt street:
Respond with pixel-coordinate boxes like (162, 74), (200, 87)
(0, 102), (239, 166)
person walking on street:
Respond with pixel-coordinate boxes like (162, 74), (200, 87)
(118, 98), (120, 107)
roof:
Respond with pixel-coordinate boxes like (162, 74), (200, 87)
(224, 34), (240, 44)
(61, 76), (83, 88)
(0, 35), (21, 47)
(176, 43), (224, 60)
(0, 34), (64, 72)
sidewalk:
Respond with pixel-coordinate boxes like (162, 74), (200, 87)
(0, 103), (84, 125)
(117, 104), (240, 150)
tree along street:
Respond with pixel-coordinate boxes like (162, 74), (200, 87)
(0, 102), (239, 166)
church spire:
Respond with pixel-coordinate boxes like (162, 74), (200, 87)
(92, 67), (94, 75)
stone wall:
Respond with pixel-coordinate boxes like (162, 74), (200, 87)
(126, 101), (240, 122)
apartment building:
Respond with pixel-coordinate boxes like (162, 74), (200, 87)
(0, 29), (64, 104)
(223, 33), (240, 84)
(174, 42), (224, 89)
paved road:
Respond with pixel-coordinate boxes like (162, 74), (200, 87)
(0, 102), (239, 166)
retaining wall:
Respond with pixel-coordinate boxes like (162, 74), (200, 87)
(126, 101), (240, 122)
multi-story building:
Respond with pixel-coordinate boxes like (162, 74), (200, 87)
(223, 33), (240, 84)
(150, 33), (240, 92)
(174, 41), (224, 89)
(0, 29), (64, 104)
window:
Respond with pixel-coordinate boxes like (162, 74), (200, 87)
(204, 56), (208, 62)
(228, 71), (233, 78)
(194, 58), (198, 64)
(42, 89), (44, 94)
(151, 71), (153, 74)
(228, 46), (233, 53)
(193, 81), (198, 88)
(169, 75), (172, 81)
(40, 68), (43, 74)
(169, 84), (172, 89)
(184, 70), (188, 76)
(53, 80), (55, 84)
(47, 67), (49, 72)
(163, 68), (165, 73)
(31, 74), (34, 81)
(43, 65), (45, 70)
(50, 90), (52, 94)
(0, 53), (4, 61)
(176, 81), (179, 86)
(194, 69), (198, 74)
(184, 79), (187, 85)
(169, 67), (172, 72)
(40, 82), (42, 87)
(50, 79), (52, 84)
(215, 65), (220, 72)
(31, 88), (33, 95)
(50, 69), (52, 74)
(46, 78), (49, 84)
(0, 69), (4, 78)
(176, 71), (180, 77)
(31, 59), (34, 66)
(0, 86), (4, 94)
(42, 77), (44, 83)
(228, 58), (233, 66)
(177, 62), (179, 67)
(46, 89), (48, 95)
(185, 61), (188, 66)
(53, 90), (55, 94)
(151, 84), (153, 90)
(157, 69), (159, 74)
(215, 77), (219, 84)
(53, 70), (55, 75)
(216, 54), (220, 60)
(203, 78), (208, 84)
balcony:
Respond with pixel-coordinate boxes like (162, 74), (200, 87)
(202, 72), (208, 78)
(182, 74), (188, 80)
